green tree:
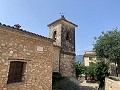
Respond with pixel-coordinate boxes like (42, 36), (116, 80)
(86, 62), (95, 80)
(93, 29), (120, 76)
(94, 61), (109, 89)
(76, 61), (86, 78)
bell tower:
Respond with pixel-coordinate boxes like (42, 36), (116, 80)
(48, 16), (77, 77)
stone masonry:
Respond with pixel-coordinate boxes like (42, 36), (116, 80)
(48, 15), (77, 77)
(60, 54), (76, 77)
(52, 45), (61, 72)
(105, 77), (120, 90)
(0, 24), (53, 90)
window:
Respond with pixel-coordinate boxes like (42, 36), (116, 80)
(7, 61), (25, 83)
(66, 32), (69, 40)
(53, 31), (57, 40)
(89, 57), (93, 60)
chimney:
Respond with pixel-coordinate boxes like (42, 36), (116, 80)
(14, 24), (21, 29)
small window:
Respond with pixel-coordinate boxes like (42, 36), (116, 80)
(53, 31), (57, 40)
(7, 61), (25, 83)
(89, 57), (93, 60)
(66, 32), (69, 40)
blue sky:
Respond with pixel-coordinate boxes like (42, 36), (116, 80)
(0, 0), (120, 55)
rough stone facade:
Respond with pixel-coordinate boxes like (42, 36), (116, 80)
(105, 77), (120, 90)
(0, 25), (53, 90)
(61, 23), (75, 53)
(49, 23), (62, 47)
(48, 16), (77, 77)
(60, 54), (76, 77)
(52, 45), (61, 72)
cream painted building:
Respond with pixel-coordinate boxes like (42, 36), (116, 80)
(83, 51), (96, 66)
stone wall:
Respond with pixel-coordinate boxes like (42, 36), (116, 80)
(105, 77), (120, 90)
(0, 25), (53, 90)
(49, 23), (62, 46)
(61, 23), (75, 53)
(60, 53), (76, 77)
(52, 45), (61, 72)
(48, 17), (76, 77)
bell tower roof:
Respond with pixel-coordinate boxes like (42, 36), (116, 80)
(47, 15), (78, 27)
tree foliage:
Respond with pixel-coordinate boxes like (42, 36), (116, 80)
(94, 61), (109, 88)
(87, 62), (95, 75)
(76, 61), (86, 78)
(93, 29), (120, 64)
(86, 62), (95, 80)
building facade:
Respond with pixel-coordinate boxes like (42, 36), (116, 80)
(0, 16), (77, 89)
(48, 15), (77, 77)
(83, 51), (96, 66)
(0, 24), (53, 90)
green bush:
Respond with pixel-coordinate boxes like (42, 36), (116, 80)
(52, 72), (62, 85)
(86, 62), (95, 80)
(52, 72), (62, 81)
(52, 72), (80, 90)
(94, 61), (109, 89)
(76, 61), (86, 78)
(53, 77), (80, 90)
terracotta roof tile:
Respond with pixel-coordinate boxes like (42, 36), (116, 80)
(0, 22), (53, 41)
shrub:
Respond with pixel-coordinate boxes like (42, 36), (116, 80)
(52, 72), (62, 85)
(52, 72), (62, 81)
(76, 61), (86, 78)
(94, 61), (109, 89)
(52, 72), (80, 90)
(53, 77), (80, 90)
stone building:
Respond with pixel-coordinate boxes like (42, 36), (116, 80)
(0, 16), (77, 90)
(0, 24), (53, 90)
(83, 51), (96, 66)
(48, 15), (77, 77)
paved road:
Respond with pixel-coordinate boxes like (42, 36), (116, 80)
(70, 78), (98, 90)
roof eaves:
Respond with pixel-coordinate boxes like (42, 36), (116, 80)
(84, 54), (96, 57)
(0, 22), (53, 42)
(47, 18), (78, 27)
